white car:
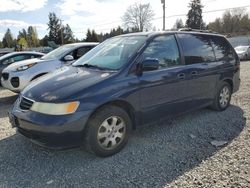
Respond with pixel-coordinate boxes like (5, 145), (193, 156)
(234, 46), (250, 60)
(1, 42), (98, 92)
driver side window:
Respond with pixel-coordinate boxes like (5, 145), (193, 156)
(142, 35), (181, 70)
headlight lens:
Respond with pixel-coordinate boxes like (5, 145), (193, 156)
(30, 101), (80, 115)
(16, 63), (36, 71)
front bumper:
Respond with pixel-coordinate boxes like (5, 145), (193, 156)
(9, 99), (91, 149)
(1, 71), (31, 92)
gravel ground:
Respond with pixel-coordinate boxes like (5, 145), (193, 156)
(0, 62), (249, 188)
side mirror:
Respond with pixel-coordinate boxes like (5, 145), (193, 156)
(64, 55), (74, 61)
(142, 58), (159, 71)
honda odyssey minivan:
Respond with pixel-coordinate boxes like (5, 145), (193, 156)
(9, 30), (240, 157)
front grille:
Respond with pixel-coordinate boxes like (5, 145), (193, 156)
(2, 73), (9, 80)
(11, 77), (19, 88)
(19, 97), (34, 111)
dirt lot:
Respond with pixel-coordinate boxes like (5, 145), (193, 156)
(0, 62), (249, 188)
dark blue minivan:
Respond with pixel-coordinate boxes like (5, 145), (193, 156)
(9, 30), (240, 157)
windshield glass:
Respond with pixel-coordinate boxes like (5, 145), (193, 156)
(235, 46), (248, 51)
(73, 36), (147, 70)
(41, 45), (73, 60)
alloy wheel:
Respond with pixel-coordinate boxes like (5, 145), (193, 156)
(219, 86), (230, 108)
(97, 116), (126, 150)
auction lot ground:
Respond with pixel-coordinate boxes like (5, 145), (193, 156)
(0, 62), (249, 188)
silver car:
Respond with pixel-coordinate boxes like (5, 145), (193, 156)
(234, 45), (250, 60)
(1, 42), (98, 92)
(0, 51), (44, 80)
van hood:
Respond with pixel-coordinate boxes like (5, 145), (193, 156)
(22, 66), (113, 102)
(4, 58), (56, 72)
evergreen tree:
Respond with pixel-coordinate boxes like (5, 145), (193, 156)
(186, 0), (204, 29)
(207, 8), (250, 36)
(40, 35), (49, 46)
(17, 29), (27, 41)
(48, 12), (61, 44)
(91, 30), (99, 42)
(63, 24), (74, 44)
(2, 28), (14, 48)
(85, 29), (92, 42)
(85, 29), (99, 42)
(27, 26), (39, 47)
(173, 19), (184, 30)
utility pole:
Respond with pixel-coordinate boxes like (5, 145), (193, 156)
(161, 0), (165, 30)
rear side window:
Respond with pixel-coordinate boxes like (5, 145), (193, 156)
(13, 55), (28, 62)
(76, 47), (93, 59)
(177, 34), (215, 65)
(142, 35), (181, 69)
(210, 36), (235, 61)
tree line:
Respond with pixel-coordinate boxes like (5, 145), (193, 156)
(1, 26), (39, 49)
(207, 9), (250, 36)
(1, 0), (250, 48)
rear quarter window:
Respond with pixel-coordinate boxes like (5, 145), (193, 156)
(210, 36), (236, 61)
(177, 34), (216, 65)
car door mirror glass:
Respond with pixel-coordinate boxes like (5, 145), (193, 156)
(64, 55), (74, 62)
(142, 58), (159, 71)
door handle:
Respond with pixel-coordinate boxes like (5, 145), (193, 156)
(177, 73), (185, 80)
(191, 71), (198, 76)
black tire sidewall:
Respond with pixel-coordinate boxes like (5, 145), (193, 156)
(86, 106), (131, 157)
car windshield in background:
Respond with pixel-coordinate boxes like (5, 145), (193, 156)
(41, 45), (72, 60)
(73, 36), (147, 70)
(235, 46), (248, 51)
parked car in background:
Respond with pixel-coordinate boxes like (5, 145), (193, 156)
(9, 30), (240, 157)
(0, 51), (44, 86)
(0, 51), (12, 57)
(1, 42), (98, 92)
(234, 46), (250, 60)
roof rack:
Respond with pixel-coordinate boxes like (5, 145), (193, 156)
(178, 28), (218, 34)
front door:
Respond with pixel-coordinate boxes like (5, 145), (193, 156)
(136, 34), (191, 123)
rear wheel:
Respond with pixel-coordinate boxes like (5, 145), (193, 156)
(211, 82), (232, 111)
(244, 54), (248, 61)
(84, 106), (131, 157)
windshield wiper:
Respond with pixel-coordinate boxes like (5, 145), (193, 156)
(74, 63), (115, 71)
(74, 63), (103, 69)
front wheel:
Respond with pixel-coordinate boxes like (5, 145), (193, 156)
(211, 82), (232, 111)
(84, 106), (131, 157)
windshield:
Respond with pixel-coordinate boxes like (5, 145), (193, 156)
(41, 45), (73, 60)
(235, 46), (249, 51)
(73, 36), (147, 70)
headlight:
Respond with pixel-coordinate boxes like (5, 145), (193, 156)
(16, 63), (36, 71)
(30, 101), (80, 115)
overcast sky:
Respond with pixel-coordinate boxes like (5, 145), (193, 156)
(0, 0), (250, 40)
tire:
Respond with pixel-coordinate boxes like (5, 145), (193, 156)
(84, 105), (132, 157)
(211, 82), (232, 111)
(244, 54), (248, 61)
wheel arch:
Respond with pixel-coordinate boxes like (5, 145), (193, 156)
(87, 99), (137, 130)
(222, 78), (233, 91)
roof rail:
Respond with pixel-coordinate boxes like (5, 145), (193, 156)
(178, 28), (218, 34)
